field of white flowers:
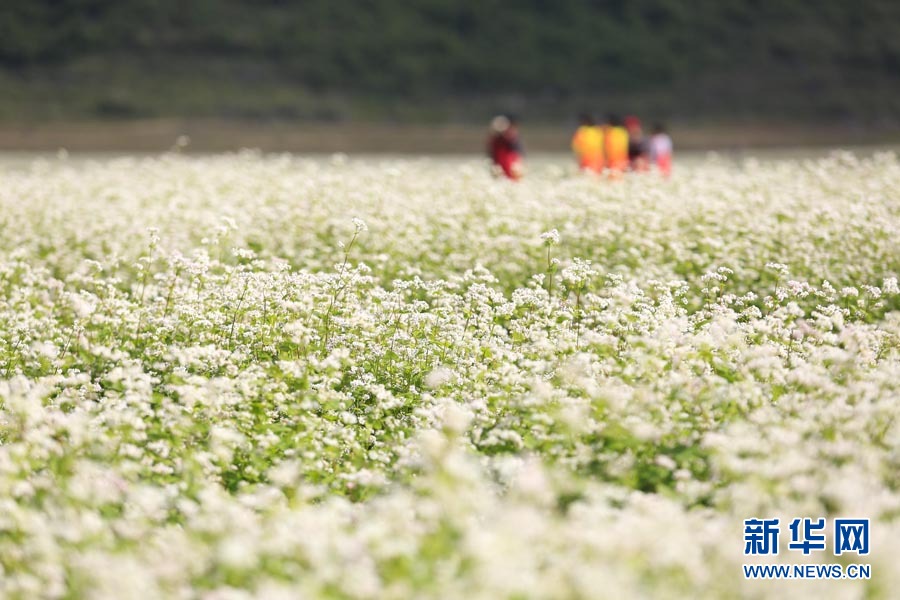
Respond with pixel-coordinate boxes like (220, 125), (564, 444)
(1, 151), (899, 599)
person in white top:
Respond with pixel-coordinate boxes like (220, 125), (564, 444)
(648, 123), (673, 177)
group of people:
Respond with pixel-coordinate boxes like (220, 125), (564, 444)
(487, 113), (673, 180)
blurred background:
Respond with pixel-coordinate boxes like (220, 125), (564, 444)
(2, 0), (899, 153)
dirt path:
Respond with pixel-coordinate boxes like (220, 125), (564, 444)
(0, 119), (897, 154)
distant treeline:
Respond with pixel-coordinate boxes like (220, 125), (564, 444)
(1, 0), (899, 122)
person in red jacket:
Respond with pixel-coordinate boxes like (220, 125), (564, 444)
(487, 115), (524, 180)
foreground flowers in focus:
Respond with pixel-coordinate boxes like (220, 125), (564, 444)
(0, 151), (899, 598)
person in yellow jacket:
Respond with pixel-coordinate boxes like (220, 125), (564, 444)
(603, 114), (630, 174)
(571, 113), (604, 173)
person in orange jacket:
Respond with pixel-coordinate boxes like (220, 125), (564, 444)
(571, 113), (604, 173)
(603, 114), (630, 174)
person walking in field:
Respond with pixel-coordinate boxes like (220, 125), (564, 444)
(625, 115), (649, 172)
(571, 113), (604, 173)
(648, 123), (673, 177)
(603, 114), (630, 175)
(487, 115), (524, 180)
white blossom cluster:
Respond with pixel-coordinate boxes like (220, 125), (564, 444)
(0, 152), (899, 599)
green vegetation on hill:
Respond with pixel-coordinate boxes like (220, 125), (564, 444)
(2, 0), (899, 122)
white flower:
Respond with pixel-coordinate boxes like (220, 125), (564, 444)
(540, 229), (560, 246)
(352, 217), (368, 233)
(424, 366), (453, 389)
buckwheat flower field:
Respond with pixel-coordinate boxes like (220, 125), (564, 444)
(1, 151), (899, 599)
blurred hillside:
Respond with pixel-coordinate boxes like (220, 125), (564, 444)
(1, 0), (899, 124)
